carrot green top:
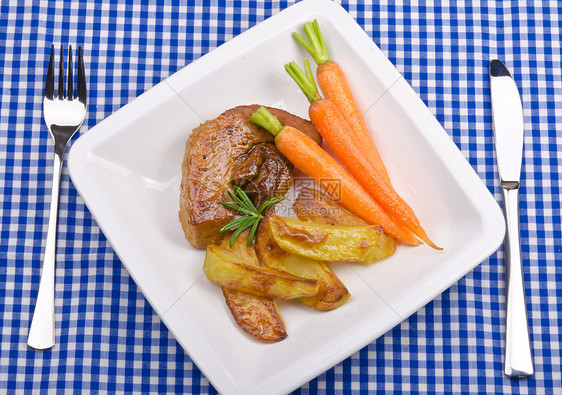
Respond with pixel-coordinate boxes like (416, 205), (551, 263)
(285, 59), (323, 104)
(250, 106), (284, 136)
(293, 19), (329, 66)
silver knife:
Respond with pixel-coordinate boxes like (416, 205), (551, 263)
(489, 59), (533, 377)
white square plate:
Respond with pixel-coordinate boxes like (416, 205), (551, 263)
(68, 0), (505, 393)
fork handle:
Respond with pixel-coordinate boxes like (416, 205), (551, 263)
(502, 186), (534, 377)
(28, 152), (63, 350)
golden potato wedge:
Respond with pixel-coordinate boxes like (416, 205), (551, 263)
(219, 231), (261, 265)
(221, 287), (287, 343)
(218, 234), (287, 343)
(292, 187), (370, 226)
(268, 214), (396, 263)
(256, 214), (350, 311)
(204, 244), (318, 299)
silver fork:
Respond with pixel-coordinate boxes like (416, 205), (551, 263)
(28, 45), (87, 350)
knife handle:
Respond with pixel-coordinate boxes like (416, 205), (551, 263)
(502, 185), (533, 377)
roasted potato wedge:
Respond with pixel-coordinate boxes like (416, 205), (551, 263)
(218, 234), (287, 343)
(220, 230), (261, 265)
(204, 244), (319, 299)
(294, 188), (396, 253)
(292, 187), (370, 226)
(220, 288), (287, 343)
(268, 214), (395, 263)
(256, 214), (350, 311)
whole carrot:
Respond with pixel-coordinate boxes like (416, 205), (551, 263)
(293, 19), (391, 185)
(249, 106), (419, 246)
(285, 61), (440, 250)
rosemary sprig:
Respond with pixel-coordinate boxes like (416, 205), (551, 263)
(219, 186), (285, 247)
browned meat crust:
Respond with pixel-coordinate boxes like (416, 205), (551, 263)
(179, 105), (321, 249)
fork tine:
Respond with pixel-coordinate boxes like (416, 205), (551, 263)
(45, 45), (55, 99)
(77, 46), (87, 104)
(58, 45), (64, 100)
(67, 46), (73, 99)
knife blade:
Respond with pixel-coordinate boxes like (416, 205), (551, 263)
(489, 59), (534, 377)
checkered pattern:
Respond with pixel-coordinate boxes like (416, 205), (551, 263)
(1, 0), (560, 393)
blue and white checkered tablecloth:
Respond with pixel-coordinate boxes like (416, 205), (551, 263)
(1, 1), (561, 393)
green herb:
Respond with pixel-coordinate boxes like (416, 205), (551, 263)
(219, 186), (285, 248)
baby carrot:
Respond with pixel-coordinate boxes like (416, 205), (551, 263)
(285, 61), (440, 250)
(293, 19), (391, 185)
(250, 106), (420, 246)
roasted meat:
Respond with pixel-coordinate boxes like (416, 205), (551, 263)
(179, 105), (321, 249)
(231, 143), (292, 208)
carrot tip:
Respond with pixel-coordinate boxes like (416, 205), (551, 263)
(426, 239), (443, 251)
(419, 234), (443, 250)
(411, 226), (442, 250)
